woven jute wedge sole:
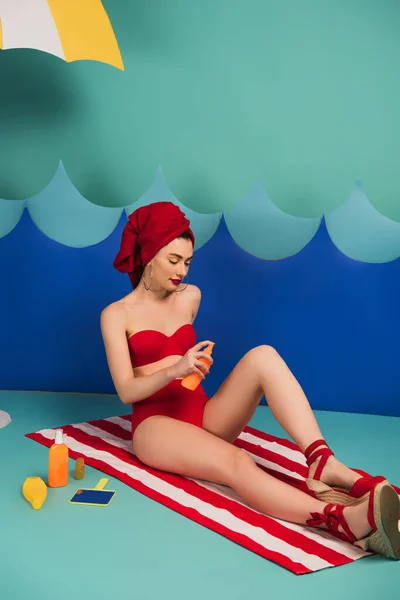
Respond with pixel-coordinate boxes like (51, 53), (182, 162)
(354, 482), (400, 560)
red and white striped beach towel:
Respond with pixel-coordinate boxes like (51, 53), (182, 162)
(26, 415), (400, 575)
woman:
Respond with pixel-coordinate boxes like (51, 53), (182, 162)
(101, 201), (400, 560)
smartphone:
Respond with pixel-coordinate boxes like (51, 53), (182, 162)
(69, 488), (116, 507)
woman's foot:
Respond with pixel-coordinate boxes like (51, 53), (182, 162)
(308, 452), (362, 491)
(310, 483), (400, 559)
(307, 480), (400, 560)
(342, 501), (372, 541)
(304, 440), (398, 521)
(308, 499), (371, 541)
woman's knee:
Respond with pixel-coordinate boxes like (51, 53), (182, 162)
(245, 344), (280, 371)
(223, 448), (256, 486)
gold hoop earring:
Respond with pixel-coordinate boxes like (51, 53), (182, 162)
(143, 265), (153, 291)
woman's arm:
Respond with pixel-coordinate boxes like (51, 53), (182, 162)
(100, 304), (176, 405)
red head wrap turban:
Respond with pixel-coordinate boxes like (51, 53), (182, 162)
(113, 201), (195, 288)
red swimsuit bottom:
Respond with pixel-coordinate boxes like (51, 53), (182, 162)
(128, 323), (210, 436)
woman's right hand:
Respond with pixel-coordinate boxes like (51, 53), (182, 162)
(168, 341), (214, 380)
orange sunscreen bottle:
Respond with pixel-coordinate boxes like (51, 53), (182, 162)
(181, 342), (214, 391)
(48, 428), (69, 488)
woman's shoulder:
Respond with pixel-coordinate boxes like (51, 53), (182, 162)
(183, 284), (201, 299)
(179, 284), (201, 307)
(100, 295), (136, 327)
(100, 301), (125, 330)
(180, 284), (201, 320)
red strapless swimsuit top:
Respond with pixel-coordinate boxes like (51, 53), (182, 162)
(128, 323), (196, 367)
(127, 323), (209, 436)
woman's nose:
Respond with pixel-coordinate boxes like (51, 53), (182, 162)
(176, 265), (188, 278)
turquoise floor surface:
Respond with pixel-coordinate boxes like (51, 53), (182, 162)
(1, 390), (399, 600)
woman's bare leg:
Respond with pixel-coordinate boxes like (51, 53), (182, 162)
(203, 345), (362, 489)
(132, 415), (370, 539)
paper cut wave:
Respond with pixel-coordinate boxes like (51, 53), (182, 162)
(0, 163), (221, 250)
(2, 1), (400, 215)
(325, 182), (400, 263)
(2, 165), (400, 263)
(27, 162), (123, 247)
(125, 168), (222, 251)
(224, 179), (321, 259)
(0, 0), (123, 70)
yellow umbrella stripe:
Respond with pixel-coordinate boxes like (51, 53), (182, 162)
(0, 0), (123, 70)
(46, 0), (123, 70)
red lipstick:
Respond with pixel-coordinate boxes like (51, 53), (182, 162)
(170, 279), (182, 286)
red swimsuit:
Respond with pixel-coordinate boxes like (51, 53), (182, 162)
(128, 323), (210, 436)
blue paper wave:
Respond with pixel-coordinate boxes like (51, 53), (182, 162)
(2, 166), (400, 263)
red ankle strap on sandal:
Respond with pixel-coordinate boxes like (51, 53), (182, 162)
(304, 441), (397, 526)
(306, 504), (356, 544)
(304, 439), (332, 462)
(304, 439), (334, 481)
